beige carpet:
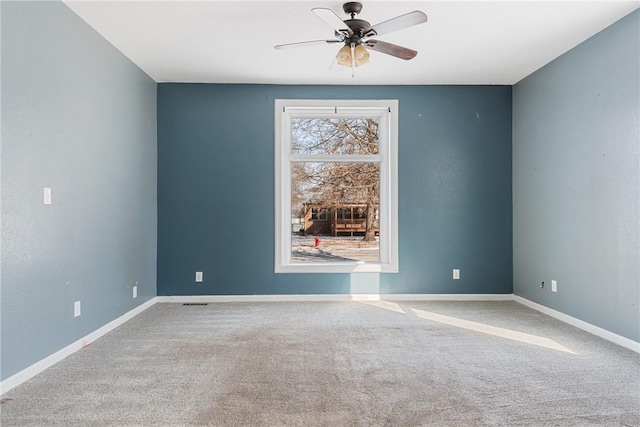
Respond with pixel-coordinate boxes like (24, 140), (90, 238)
(1, 300), (639, 426)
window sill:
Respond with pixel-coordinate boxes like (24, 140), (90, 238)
(275, 262), (398, 274)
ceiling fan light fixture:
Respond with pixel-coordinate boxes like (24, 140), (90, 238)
(336, 44), (352, 67)
(336, 43), (369, 67)
(354, 43), (370, 66)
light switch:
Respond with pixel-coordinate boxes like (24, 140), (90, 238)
(44, 187), (52, 205)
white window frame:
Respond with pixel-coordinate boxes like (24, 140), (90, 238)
(275, 99), (398, 273)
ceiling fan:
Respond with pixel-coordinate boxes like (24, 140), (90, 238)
(274, 2), (428, 77)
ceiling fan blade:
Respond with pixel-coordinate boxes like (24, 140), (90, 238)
(312, 8), (354, 36)
(274, 40), (342, 50)
(365, 40), (418, 61)
(371, 10), (427, 37)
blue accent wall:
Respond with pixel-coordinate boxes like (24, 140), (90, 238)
(158, 85), (512, 296)
(513, 10), (640, 341)
(1, 1), (157, 380)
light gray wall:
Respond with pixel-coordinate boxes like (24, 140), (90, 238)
(513, 10), (639, 342)
(1, 1), (157, 380)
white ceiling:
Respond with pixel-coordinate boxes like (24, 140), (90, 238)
(63, 0), (639, 85)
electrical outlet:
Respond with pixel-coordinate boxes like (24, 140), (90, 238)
(551, 280), (557, 293)
(195, 271), (203, 282)
(74, 301), (81, 317)
(133, 285), (138, 298)
(453, 269), (460, 280)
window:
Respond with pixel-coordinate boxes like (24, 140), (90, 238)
(275, 99), (398, 273)
(310, 208), (327, 221)
(337, 208), (352, 220)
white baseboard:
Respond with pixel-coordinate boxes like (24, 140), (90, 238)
(0, 297), (157, 396)
(385, 294), (514, 301)
(156, 293), (513, 304)
(157, 294), (390, 303)
(513, 295), (640, 354)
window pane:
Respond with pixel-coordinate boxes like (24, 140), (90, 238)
(291, 117), (379, 156)
(291, 161), (380, 263)
(275, 99), (398, 273)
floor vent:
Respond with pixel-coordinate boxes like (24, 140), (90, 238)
(182, 303), (208, 306)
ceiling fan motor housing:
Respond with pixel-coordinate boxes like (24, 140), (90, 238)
(340, 2), (376, 42)
(344, 19), (376, 39)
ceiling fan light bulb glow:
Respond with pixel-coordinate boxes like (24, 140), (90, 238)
(336, 45), (352, 67)
(354, 44), (370, 67)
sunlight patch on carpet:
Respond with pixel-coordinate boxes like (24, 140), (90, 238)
(359, 300), (406, 314)
(410, 308), (576, 354)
